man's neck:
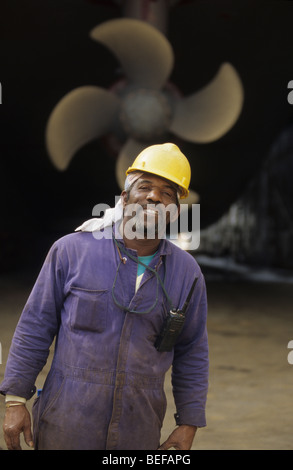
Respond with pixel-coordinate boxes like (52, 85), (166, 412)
(122, 235), (160, 257)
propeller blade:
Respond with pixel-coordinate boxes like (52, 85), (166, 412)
(115, 138), (147, 190)
(169, 63), (244, 143)
(46, 86), (120, 170)
(90, 18), (174, 90)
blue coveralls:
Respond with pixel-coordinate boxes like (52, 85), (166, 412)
(0, 226), (209, 450)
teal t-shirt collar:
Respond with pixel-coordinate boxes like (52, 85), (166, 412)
(137, 253), (157, 277)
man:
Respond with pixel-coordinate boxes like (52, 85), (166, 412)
(1, 143), (209, 450)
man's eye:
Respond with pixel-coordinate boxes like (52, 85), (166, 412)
(163, 191), (175, 199)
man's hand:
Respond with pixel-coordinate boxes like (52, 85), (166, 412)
(3, 404), (34, 450)
(158, 425), (197, 450)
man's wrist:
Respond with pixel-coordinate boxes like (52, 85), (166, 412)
(5, 395), (27, 404)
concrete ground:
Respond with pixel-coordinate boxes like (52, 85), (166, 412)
(0, 274), (293, 450)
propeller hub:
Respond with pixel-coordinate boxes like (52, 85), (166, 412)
(120, 89), (172, 141)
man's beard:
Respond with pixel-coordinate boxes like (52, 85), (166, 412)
(123, 203), (169, 240)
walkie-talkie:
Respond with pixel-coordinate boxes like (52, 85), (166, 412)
(155, 277), (198, 352)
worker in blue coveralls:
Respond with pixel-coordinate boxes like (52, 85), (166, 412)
(1, 143), (209, 450)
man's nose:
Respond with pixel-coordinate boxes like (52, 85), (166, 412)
(146, 188), (162, 204)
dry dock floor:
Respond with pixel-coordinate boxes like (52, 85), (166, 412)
(1, 277), (293, 450)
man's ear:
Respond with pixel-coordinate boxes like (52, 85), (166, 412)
(121, 190), (128, 208)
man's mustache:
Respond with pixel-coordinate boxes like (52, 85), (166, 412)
(124, 203), (177, 219)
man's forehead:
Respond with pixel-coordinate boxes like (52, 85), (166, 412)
(135, 173), (178, 191)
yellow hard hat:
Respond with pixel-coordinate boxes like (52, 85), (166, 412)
(126, 143), (191, 199)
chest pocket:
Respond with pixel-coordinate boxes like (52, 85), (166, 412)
(69, 286), (109, 333)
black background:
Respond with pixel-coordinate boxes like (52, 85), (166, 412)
(1, 0), (293, 274)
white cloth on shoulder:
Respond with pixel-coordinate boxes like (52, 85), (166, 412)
(75, 172), (143, 232)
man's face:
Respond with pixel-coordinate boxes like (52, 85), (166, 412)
(121, 173), (180, 239)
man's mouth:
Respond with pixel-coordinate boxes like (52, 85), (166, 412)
(144, 207), (159, 216)
(143, 206), (163, 225)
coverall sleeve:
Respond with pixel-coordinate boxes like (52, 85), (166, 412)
(171, 272), (209, 428)
(0, 241), (65, 400)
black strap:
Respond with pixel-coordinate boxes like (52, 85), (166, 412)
(112, 237), (174, 314)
